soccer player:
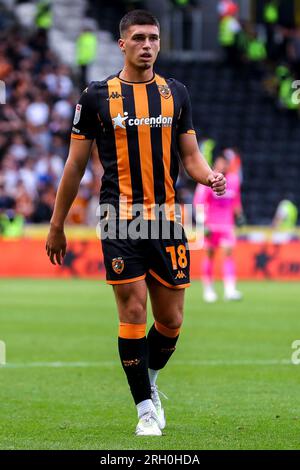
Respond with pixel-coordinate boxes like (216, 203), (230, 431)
(194, 154), (242, 303)
(46, 10), (226, 436)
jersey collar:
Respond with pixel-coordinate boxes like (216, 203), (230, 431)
(117, 71), (156, 85)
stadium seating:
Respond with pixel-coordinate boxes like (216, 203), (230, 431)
(157, 59), (300, 225)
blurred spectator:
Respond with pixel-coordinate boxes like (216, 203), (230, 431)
(198, 137), (216, 167)
(35, 0), (52, 32)
(273, 199), (298, 229)
(1, 154), (19, 196)
(240, 27), (267, 79)
(263, 0), (279, 24)
(66, 167), (93, 225)
(223, 147), (243, 183)
(218, 4), (241, 65)
(0, 21), (103, 226)
(170, 0), (200, 50)
(25, 93), (49, 127)
(277, 66), (299, 112)
(245, 31), (267, 64)
(35, 153), (64, 184)
(1, 0), (298, 230)
(0, 44), (12, 80)
(262, 0), (280, 60)
(171, 0), (192, 7)
(67, 191), (89, 225)
(76, 26), (97, 91)
(0, 179), (15, 212)
(8, 134), (28, 162)
(0, 3), (15, 31)
(281, 27), (300, 79)
(0, 209), (24, 238)
(32, 183), (56, 223)
(217, 0), (239, 19)
(19, 158), (38, 198)
(14, 181), (34, 220)
(49, 134), (68, 159)
(43, 64), (73, 99)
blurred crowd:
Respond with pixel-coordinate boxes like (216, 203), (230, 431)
(0, 25), (102, 235)
(217, 0), (300, 113)
(0, 0), (299, 236)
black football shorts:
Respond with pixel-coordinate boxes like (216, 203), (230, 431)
(101, 219), (190, 289)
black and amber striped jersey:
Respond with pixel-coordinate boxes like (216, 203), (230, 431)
(71, 72), (195, 219)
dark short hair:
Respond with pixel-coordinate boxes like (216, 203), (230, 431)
(119, 10), (160, 37)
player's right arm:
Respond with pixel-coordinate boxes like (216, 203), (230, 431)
(46, 138), (93, 265)
(46, 83), (99, 266)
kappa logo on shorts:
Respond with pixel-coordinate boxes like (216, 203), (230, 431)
(175, 270), (186, 280)
(112, 257), (124, 274)
(157, 84), (171, 99)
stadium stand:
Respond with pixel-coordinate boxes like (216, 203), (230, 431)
(0, 0), (299, 231)
(157, 59), (300, 224)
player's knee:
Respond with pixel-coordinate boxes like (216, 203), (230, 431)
(161, 311), (183, 330)
(121, 301), (146, 324)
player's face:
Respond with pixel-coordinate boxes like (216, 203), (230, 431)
(214, 157), (229, 175)
(119, 25), (160, 70)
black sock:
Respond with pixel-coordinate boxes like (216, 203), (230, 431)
(147, 324), (179, 371)
(118, 336), (151, 405)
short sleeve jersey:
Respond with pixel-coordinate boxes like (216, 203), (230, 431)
(71, 72), (195, 219)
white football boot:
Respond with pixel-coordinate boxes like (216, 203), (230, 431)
(151, 385), (167, 430)
(224, 288), (243, 301)
(135, 409), (162, 436)
(203, 286), (218, 303)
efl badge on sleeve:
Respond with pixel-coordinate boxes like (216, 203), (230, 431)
(157, 84), (171, 99)
(112, 257), (124, 274)
(73, 104), (82, 125)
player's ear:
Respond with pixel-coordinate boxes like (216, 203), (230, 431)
(118, 38), (125, 53)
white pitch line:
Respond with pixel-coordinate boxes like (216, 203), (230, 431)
(0, 359), (293, 369)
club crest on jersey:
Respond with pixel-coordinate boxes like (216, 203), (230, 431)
(73, 104), (82, 125)
(157, 84), (171, 99)
(112, 257), (124, 274)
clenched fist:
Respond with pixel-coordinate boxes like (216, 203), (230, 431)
(207, 172), (226, 196)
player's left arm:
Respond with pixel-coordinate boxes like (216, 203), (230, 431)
(179, 133), (226, 196)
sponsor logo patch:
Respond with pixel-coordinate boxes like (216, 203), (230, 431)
(112, 112), (128, 129)
(73, 104), (82, 125)
(112, 112), (172, 129)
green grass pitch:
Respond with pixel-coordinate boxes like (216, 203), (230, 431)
(0, 279), (299, 450)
